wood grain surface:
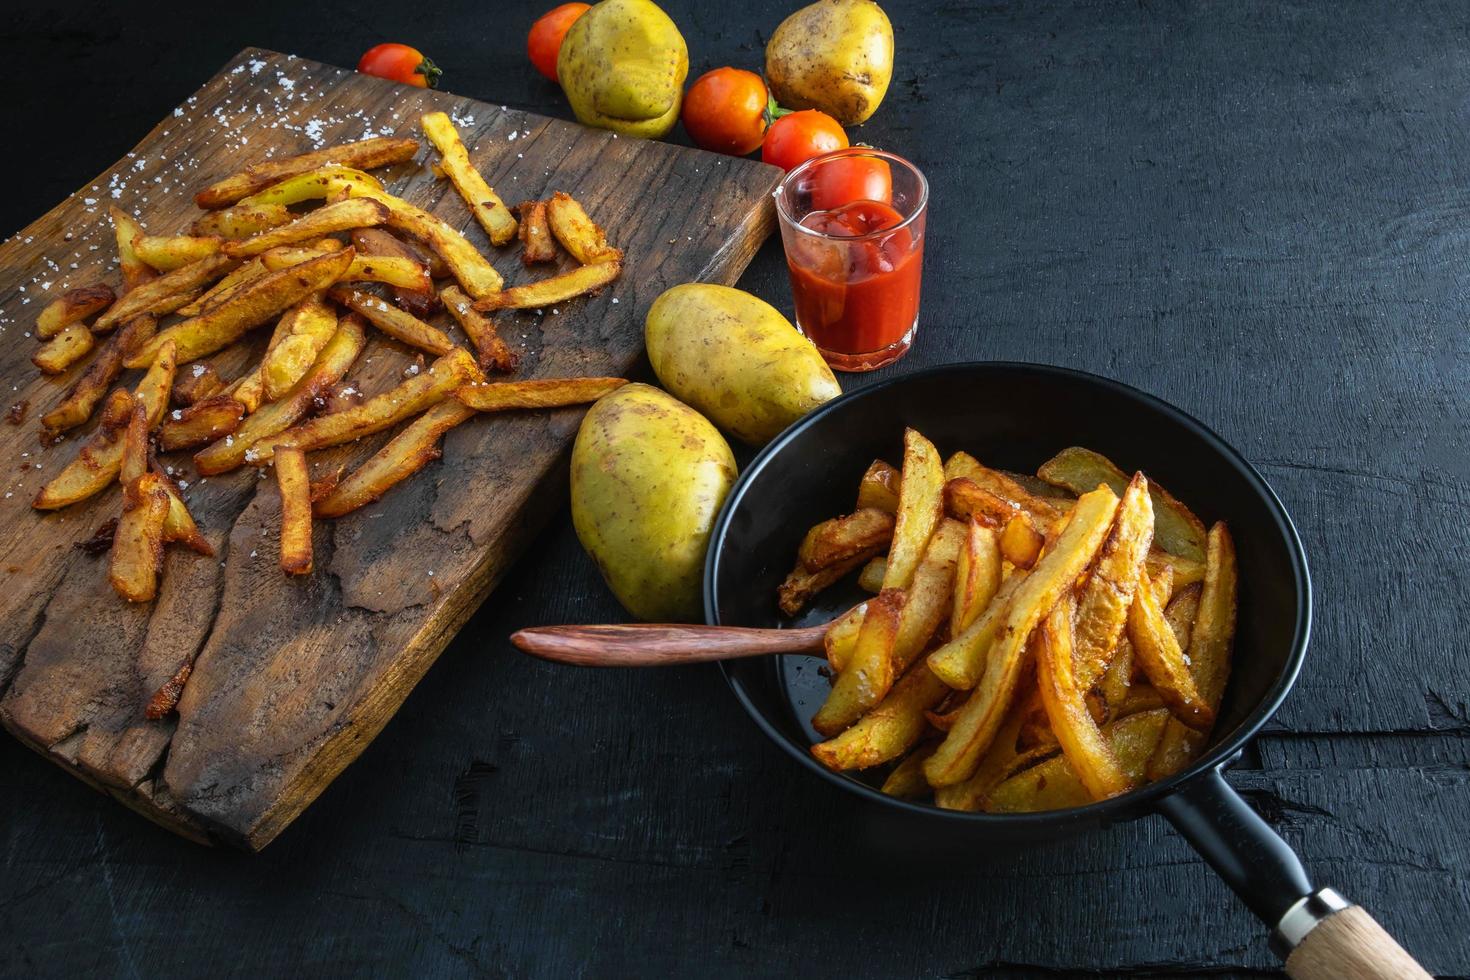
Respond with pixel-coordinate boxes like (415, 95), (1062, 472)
(2, 0), (1468, 977)
(0, 47), (780, 850)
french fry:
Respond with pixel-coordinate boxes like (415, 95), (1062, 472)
(811, 588), (905, 736)
(932, 691), (1053, 811)
(1149, 548), (1204, 589)
(857, 557), (886, 593)
(891, 520), (966, 674)
(944, 477), (1025, 528)
(173, 362), (226, 406)
(190, 202), (292, 239)
(811, 662), (950, 770)
(37, 284), (114, 338)
(472, 260), (619, 311)
(454, 376), (627, 412)
(799, 508), (896, 573)
(314, 400), (476, 518)
(134, 234), (223, 271)
(824, 601), (868, 672)
(923, 485), (1120, 787)
(94, 254), (238, 332)
(328, 285), (456, 356)
(999, 513), (1044, 569)
(259, 294), (338, 401)
(194, 136), (418, 208)
(420, 110), (518, 245)
(126, 248), (355, 368)
(945, 451), (1066, 527)
(985, 709), (1170, 813)
(856, 459), (900, 513)
(441, 285), (518, 372)
(777, 552), (868, 616)
(222, 199), (390, 258)
(1099, 573), (1188, 719)
(546, 191), (622, 265)
(261, 247), (428, 291)
(1074, 473), (1154, 691)
(236, 166), (386, 209)
(925, 571), (1026, 689)
(1036, 593), (1130, 800)
(333, 182), (504, 298)
(158, 395), (245, 451)
(517, 200), (556, 264)
(156, 468), (211, 555)
(883, 429), (945, 590)
(34, 342), (177, 510)
(274, 446), (314, 575)
(195, 317), (366, 475)
(110, 207), (155, 291)
(41, 315), (157, 435)
(254, 346), (480, 459)
(1037, 446), (1207, 561)
(109, 472), (171, 602)
(32, 323), (94, 374)
(1127, 565), (1214, 731)
(880, 742), (939, 799)
(120, 401), (149, 484)
(1149, 523), (1237, 779)
(352, 228), (441, 316)
(178, 258), (266, 317)
(952, 519), (1001, 635)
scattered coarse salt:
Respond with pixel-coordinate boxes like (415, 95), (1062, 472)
(171, 410), (182, 420)
(192, 364), (206, 377)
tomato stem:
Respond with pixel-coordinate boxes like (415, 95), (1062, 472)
(763, 92), (793, 129)
(416, 57), (443, 89)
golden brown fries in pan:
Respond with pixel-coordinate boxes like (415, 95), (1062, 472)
(785, 433), (1238, 813)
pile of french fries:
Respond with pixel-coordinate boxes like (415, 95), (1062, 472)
(781, 432), (1239, 813)
(27, 115), (629, 620)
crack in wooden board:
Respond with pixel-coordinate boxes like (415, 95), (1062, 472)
(0, 47), (782, 850)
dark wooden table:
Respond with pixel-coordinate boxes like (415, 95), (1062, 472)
(3, 1), (1467, 976)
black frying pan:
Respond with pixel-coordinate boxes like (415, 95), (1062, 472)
(703, 363), (1427, 977)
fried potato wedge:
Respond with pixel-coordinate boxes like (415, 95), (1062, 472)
(190, 202), (292, 239)
(156, 468), (211, 555)
(454, 376), (627, 412)
(1036, 593), (1130, 800)
(1127, 565), (1214, 731)
(259, 294), (338, 401)
(857, 557), (886, 593)
(195, 136), (418, 208)
(546, 192), (622, 265)
(351, 228), (441, 315)
(223, 199), (390, 258)
(95, 254), (238, 333)
(823, 601), (868, 673)
(923, 485), (1120, 787)
(945, 451), (1066, 527)
(883, 429), (945, 590)
(37, 284), (114, 338)
(811, 587), (905, 736)
(314, 400), (476, 518)
(110, 207), (155, 291)
(932, 691), (1053, 811)
(952, 519), (1001, 635)
(856, 459), (900, 513)
(1150, 523), (1237, 779)
(985, 708), (1169, 813)
(256, 346), (479, 459)
(329, 285), (456, 356)
(173, 362), (226, 406)
(1037, 446), (1207, 561)
(127, 248), (355, 368)
(32, 323), (95, 374)
(777, 552), (868, 616)
(943, 477), (1025, 528)
(179, 258), (266, 317)
(41, 315), (157, 435)
(236, 166), (386, 209)
(517, 200), (556, 264)
(441, 285), (518, 372)
(134, 234), (223, 271)
(120, 401), (149, 484)
(195, 317), (366, 475)
(34, 342), (177, 510)
(225, 304), (298, 413)
(1149, 548), (1205, 589)
(159, 395), (245, 451)
(420, 111), (517, 245)
(273, 446), (313, 575)
(999, 513), (1044, 569)
(799, 508), (896, 573)
(880, 742), (939, 799)
(473, 259), (619, 311)
(334, 183), (504, 298)
(891, 520), (965, 673)
(109, 472), (171, 602)
(925, 570), (1025, 689)
(811, 663), (949, 770)
(1074, 473), (1154, 690)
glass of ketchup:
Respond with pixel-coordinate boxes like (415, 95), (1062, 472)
(774, 148), (928, 372)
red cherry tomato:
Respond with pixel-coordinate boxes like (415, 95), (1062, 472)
(762, 110), (849, 172)
(681, 68), (769, 156)
(528, 3), (592, 81)
(357, 43), (442, 89)
(810, 156), (893, 212)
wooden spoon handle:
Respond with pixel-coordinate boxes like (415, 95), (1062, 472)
(1285, 905), (1431, 979)
(510, 624), (828, 667)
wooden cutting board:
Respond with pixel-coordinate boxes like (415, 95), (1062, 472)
(0, 47), (780, 850)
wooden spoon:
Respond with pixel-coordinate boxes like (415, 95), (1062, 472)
(510, 623), (829, 667)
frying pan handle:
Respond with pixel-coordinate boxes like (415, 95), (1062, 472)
(1157, 767), (1430, 977)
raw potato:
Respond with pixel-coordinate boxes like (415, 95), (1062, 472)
(645, 284), (841, 446)
(570, 383), (736, 621)
(557, 0), (690, 139)
(765, 0), (895, 125)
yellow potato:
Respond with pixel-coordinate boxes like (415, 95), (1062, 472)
(765, 0), (894, 125)
(557, 0), (689, 138)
